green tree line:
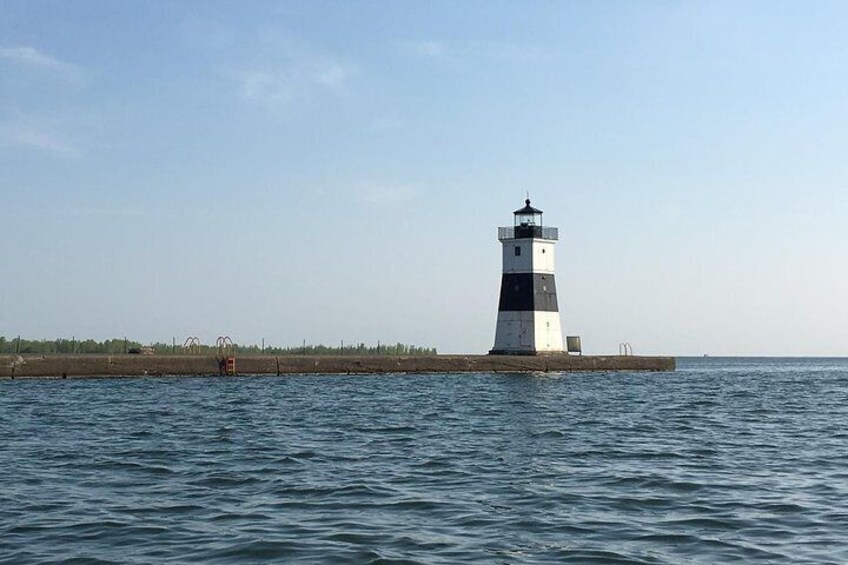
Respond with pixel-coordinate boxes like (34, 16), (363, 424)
(0, 336), (437, 356)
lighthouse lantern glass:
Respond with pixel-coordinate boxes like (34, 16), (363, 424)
(515, 211), (540, 227)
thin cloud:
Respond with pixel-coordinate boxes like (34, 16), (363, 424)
(468, 41), (553, 63)
(234, 69), (295, 109)
(406, 41), (448, 59)
(358, 183), (419, 207)
(314, 63), (354, 89)
(0, 46), (82, 82)
(61, 206), (153, 218)
(402, 40), (553, 65)
(368, 117), (402, 132)
(0, 125), (78, 158)
(226, 48), (356, 112)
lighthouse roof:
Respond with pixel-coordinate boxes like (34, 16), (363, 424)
(514, 199), (542, 215)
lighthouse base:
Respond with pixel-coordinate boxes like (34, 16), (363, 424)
(488, 349), (566, 356)
(491, 311), (564, 354)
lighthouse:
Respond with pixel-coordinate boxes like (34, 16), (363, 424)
(490, 199), (564, 355)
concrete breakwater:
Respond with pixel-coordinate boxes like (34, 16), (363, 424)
(1, 354), (674, 378)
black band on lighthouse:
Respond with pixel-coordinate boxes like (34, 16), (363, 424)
(497, 273), (559, 312)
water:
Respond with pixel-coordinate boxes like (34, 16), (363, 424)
(1, 358), (847, 564)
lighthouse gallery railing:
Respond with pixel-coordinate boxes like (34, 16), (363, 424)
(498, 226), (559, 241)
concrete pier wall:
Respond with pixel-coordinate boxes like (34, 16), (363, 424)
(0, 354), (674, 379)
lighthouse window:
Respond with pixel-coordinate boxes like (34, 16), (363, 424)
(514, 246), (521, 256)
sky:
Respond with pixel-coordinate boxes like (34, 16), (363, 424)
(2, 1), (847, 356)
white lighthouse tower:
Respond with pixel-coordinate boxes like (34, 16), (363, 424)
(490, 199), (564, 355)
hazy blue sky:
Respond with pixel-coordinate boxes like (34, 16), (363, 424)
(2, 1), (847, 355)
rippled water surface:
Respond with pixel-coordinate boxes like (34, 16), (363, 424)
(2, 358), (848, 563)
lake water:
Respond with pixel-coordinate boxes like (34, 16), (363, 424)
(1, 358), (847, 564)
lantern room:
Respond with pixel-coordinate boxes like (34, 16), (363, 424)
(513, 199), (544, 238)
